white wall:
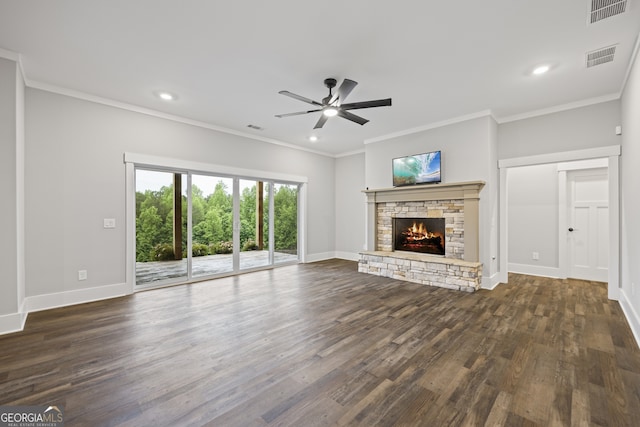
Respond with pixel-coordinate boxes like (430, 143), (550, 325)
(15, 59), (25, 316)
(620, 39), (640, 342)
(365, 116), (496, 189)
(334, 153), (366, 259)
(498, 101), (621, 160)
(364, 115), (499, 285)
(0, 58), (18, 316)
(498, 100), (622, 281)
(24, 88), (336, 300)
(507, 163), (559, 275)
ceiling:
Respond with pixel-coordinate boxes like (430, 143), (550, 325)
(1, 1), (639, 157)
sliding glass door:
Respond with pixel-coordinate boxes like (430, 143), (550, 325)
(239, 179), (270, 270)
(135, 168), (300, 288)
(135, 169), (187, 286)
(191, 174), (234, 278)
(273, 183), (299, 264)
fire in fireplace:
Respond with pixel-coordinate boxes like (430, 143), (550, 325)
(393, 217), (445, 256)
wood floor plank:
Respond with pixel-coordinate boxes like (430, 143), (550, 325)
(335, 378), (395, 425)
(483, 390), (513, 427)
(1, 261), (640, 426)
(571, 388), (591, 427)
(459, 382), (500, 426)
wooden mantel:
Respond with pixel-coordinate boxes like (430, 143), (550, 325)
(363, 181), (485, 262)
(363, 180), (485, 203)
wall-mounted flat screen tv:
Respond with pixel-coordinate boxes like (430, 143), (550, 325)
(392, 151), (441, 187)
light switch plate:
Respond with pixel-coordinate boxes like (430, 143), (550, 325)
(104, 218), (116, 228)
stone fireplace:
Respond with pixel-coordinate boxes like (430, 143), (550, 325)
(358, 181), (485, 292)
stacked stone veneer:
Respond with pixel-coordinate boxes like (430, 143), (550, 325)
(376, 200), (464, 259)
(358, 251), (482, 292)
(359, 183), (485, 292)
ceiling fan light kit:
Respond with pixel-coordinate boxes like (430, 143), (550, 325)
(276, 77), (392, 129)
(323, 107), (339, 117)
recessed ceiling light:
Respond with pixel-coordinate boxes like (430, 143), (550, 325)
(323, 107), (339, 117)
(532, 65), (550, 75)
(157, 92), (175, 101)
(309, 135), (318, 142)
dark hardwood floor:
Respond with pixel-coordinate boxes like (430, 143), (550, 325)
(1, 259), (640, 426)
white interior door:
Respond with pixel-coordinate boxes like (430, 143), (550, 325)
(567, 169), (608, 282)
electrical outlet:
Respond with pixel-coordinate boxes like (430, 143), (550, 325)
(78, 270), (87, 281)
(532, 252), (539, 260)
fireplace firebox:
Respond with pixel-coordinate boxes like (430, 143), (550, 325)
(393, 217), (445, 256)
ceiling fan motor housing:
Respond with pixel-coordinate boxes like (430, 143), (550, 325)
(324, 78), (337, 89)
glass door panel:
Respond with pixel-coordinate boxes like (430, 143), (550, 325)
(239, 179), (269, 270)
(191, 175), (234, 277)
(134, 168), (301, 289)
(135, 169), (187, 286)
(273, 183), (299, 264)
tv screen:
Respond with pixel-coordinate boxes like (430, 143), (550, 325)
(392, 151), (441, 187)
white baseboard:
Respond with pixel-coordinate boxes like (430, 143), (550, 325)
(305, 252), (336, 263)
(482, 272), (502, 290)
(305, 251), (361, 262)
(25, 282), (131, 313)
(0, 311), (28, 335)
(619, 289), (640, 349)
(508, 263), (561, 278)
(335, 251), (360, 262)
(0, 282), (131, 335)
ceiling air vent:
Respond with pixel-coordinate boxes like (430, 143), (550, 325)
(589, 0), (627, 24)
(586, 45), (617, 67)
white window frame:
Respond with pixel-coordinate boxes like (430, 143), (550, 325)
(124, 152), (308, 292)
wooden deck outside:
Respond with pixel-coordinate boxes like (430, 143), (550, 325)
(136, 250), (298, 285)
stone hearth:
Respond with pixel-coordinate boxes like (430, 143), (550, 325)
(358, 251), (482, 292)
(359, 181), (485, 292)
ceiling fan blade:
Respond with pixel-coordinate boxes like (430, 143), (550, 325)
(279, 90), (323, 106)
(338, 109), (369, 126)
(313, 114), (329, 129)
(330, 79), (358, 105)
(275, 109), (322, 118)
(340, 98), (392, 110)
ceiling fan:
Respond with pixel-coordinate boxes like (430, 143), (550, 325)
(275, 78), (392, 129)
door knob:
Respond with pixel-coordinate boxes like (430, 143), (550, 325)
(568, 227), (574, 232)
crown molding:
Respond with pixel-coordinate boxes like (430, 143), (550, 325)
(496, 93), (620, 124)
(364, 110), (495, 145)
(26, 79), (335, 159)
(0, 48), (28, 88)
(620, 31), (640, 96)
(0, 47), (19, 61)
(334, 148), (365, 158)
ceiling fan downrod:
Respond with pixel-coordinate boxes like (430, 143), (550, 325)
(323, 78), (337, 105)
